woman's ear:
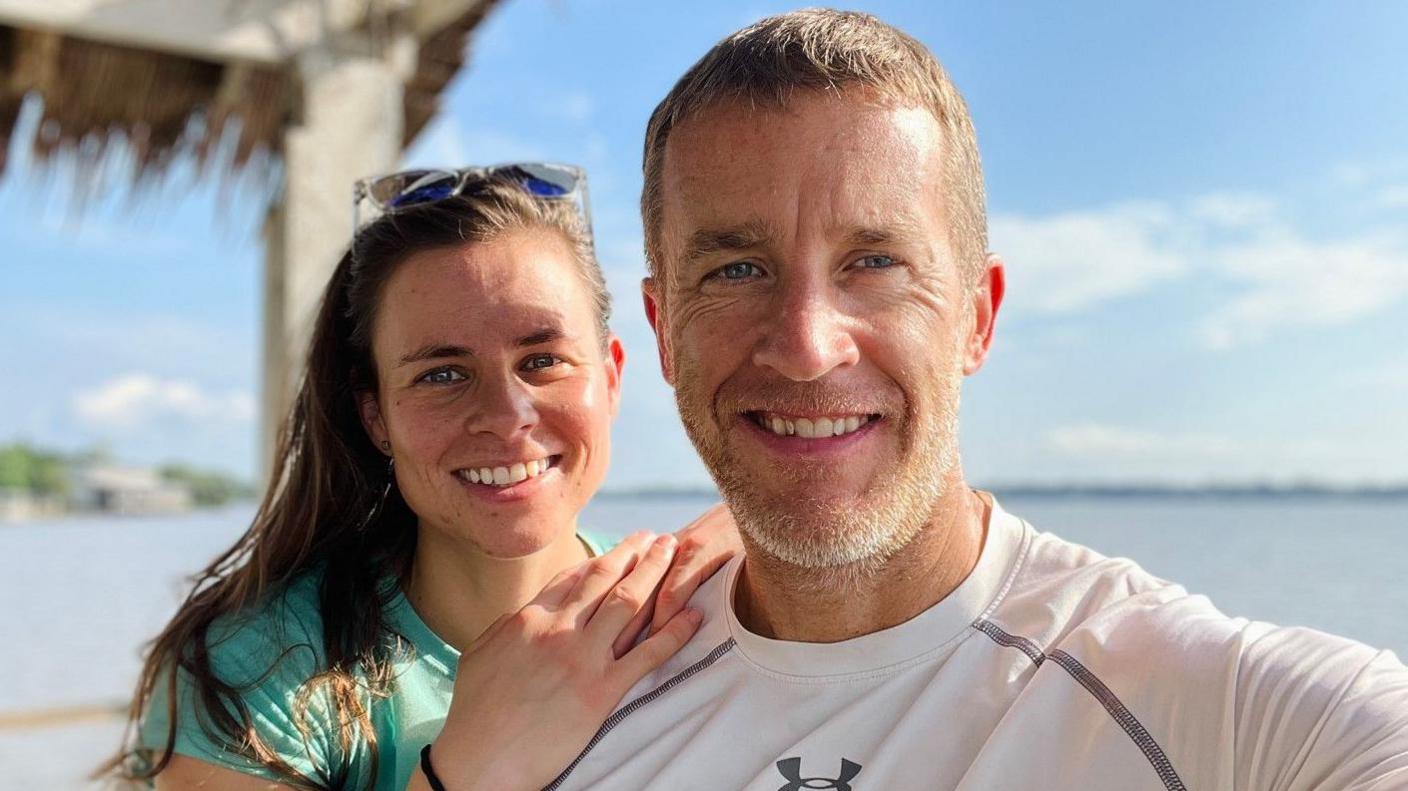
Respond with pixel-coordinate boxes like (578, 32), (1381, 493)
(605, 334), (626, 418)
(358, 391), (391, 454)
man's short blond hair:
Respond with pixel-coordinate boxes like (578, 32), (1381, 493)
(641, 8), (987, 284)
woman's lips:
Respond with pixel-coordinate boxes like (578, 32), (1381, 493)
(455, 454), (561, 487)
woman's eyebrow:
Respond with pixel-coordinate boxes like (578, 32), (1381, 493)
(397, 344), (474, 367)
(516, 327), (566, 347)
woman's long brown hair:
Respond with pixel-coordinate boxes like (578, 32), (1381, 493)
(97, 181), (607, 790)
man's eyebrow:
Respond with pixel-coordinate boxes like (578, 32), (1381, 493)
(397, 344), (473, 367)
(516, 327), (566, 347)
(683, 221), (773, 264)
(846, 223), (921, 248)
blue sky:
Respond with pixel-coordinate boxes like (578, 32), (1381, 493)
(2, 1), (1406, 488)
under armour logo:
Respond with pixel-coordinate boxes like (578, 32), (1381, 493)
(775, 756), (863, 790)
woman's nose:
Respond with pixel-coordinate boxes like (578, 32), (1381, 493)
(466, 375), (539, 439)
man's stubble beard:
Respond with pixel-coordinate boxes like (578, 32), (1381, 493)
(673, 353), (964, 589)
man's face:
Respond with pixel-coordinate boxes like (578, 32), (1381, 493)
(645, 91), (1001, 570)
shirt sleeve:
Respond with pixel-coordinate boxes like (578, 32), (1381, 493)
(135, 606), (360, 787)
(1233, 624), (1408, 790)
(578, 529), (619, 556)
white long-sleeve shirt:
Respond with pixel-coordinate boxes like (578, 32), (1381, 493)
(549, 498), (1408, 790)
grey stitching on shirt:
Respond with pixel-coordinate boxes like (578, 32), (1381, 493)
(543, 638), (737, 791)
(972, 619), (1187, 791)
(972, 618), (1045, 667)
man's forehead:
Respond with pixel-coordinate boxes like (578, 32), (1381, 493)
(658, 95), (944, 240)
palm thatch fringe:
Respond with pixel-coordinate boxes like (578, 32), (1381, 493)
(0, 24), (291, 187)
(403, 0), (503, 146)
(0, 0), (503, 195)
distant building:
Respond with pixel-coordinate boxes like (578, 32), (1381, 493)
(0, 488), (64, 522)
(69, 465), (192, 515)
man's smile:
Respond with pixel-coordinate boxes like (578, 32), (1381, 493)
(746, 411), (879, 439)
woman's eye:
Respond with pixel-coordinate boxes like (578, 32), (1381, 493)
(419, 368), (466, 385)
(522, 354), (560, 372)
(856, 254), (896, 269)
(712, 261), (764, 281)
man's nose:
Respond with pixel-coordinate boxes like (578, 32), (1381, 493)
(467, 374), (539, 439)
(751, 276), (860, 381)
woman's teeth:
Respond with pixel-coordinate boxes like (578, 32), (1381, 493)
(756, 413), (872, 439)
(459, 457), (553, 487)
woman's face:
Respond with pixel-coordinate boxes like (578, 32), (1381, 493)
(360, 228), (623, 558)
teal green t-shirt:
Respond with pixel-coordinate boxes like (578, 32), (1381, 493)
(137, 532), (609, 790)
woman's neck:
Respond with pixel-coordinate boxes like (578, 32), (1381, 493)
(404, 524), (591, 653)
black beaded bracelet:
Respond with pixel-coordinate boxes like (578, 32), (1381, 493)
(419, 744), (448, 791)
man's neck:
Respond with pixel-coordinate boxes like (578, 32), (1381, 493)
(734, 486), (991, 643)
(404, 523), (590, 653)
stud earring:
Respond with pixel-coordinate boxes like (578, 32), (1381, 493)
(380, 441), (390, 451)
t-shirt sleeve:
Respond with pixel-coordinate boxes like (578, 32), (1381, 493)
(578, 529), (619, 555)
(135, 607), (355, 787)
(1233, 625), (1408, 790)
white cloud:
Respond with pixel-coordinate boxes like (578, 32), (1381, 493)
(1045, 423), (1237, 458)
(990, 202), (1191, 313)
(1198, 230), (1408, 348)
(73, 374), (254, 432)
(1375, 184), (1408, 210)
(402, 117), (551, 169)
(992, 189), (1408, 348)
(1186, 191), (1278, 229)
(539, 92), (595, 125)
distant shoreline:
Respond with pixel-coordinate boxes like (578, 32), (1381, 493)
(596, 484), (1408, 500)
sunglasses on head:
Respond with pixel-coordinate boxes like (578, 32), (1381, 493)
(353, 162), (590, 232)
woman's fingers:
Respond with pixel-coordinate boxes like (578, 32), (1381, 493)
(561, 531), (656, 622)
(615, 607), (705, 683)
(651, 503), (742, 633)
(586, 534), (677, 643)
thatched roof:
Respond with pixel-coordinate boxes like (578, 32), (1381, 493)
(0, 0), (501, 186)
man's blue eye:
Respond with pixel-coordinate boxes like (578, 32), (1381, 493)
(523, 354), (559, 371)
(717, 262), (762, 280)
(858, 255), (895, 269)
(421, 368), (466, 385)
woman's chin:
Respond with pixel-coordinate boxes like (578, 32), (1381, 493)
(468, 514), (574, 560)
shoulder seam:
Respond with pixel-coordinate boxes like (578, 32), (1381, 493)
(543, 638), (737, 790)
(971, 619), (1188, 791)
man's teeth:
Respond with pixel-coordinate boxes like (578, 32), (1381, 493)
(759, 414), (870, 439)
(460, 457), (552, 487)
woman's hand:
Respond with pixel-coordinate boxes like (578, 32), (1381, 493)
(424, 532), (703, 791)
(649, 502), (742, 636)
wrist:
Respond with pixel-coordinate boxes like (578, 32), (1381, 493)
(424, 737), (537, 791)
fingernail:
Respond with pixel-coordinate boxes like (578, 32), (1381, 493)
(686, 608), (704, 623)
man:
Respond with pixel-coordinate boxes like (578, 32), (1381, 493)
(551, 9), (1408, 790)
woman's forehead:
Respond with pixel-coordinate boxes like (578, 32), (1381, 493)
(375, 234), (595, 349)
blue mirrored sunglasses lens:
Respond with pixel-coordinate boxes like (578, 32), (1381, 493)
(391, 181), (457, 208)
(517, 175), (571, 197)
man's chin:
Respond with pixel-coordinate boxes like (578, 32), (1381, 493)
(721, 486), (899, 569)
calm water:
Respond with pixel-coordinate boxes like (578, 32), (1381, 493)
(2, 495), (1405, 789)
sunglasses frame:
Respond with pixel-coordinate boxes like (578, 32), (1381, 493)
(352, 162), (591, 234)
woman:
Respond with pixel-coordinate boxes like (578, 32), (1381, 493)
(101, 164), (737, 790)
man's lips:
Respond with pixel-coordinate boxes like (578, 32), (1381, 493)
(744, 410), (882, 439)
(736, 411), (884, 457)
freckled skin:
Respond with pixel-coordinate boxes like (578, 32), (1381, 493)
(644, 90), (1004, 621)
(361, 229), (623, 558)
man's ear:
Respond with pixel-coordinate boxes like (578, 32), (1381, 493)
(642, 277), (674, 385)
(605, 333), (626, 418)
(358, 390), (391, 454)
(963, 254), (1006, 376)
